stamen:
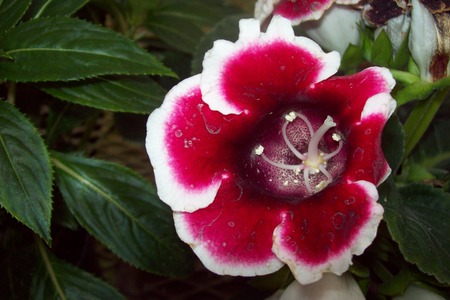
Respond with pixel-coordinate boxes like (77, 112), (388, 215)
(305, 116), (336, 167)
(303, 168), (314, 194)
(260, 152), (304, 172)
(295, 112), (314, 136)
(323, 140), (343, 160)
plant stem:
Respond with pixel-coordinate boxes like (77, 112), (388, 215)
(36, 237), (68, 300)
(403, 87), (449, 158)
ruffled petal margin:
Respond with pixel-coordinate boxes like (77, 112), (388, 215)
(272, 180), (383, 284)
(174, 180), (285, 276)
(201, 16), (340, 115)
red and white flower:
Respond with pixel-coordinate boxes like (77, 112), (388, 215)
(255, 0), (360, 25)
(146, 16), (395, 284)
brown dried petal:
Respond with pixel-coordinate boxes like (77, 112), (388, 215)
(420, 0), (450, 14)
(362, 0), (410, 26)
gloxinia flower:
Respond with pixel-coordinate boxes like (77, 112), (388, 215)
(146, 16), (395, 284)
(266, 273), (364, 300)
(255, 0), (360, 25)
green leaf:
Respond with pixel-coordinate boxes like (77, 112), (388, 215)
(0, 101), (52, 243)
(0, 0), (31, 32)
(146, 14), (204, 54)
(191, 14), (244, 74)
(155, 0), (241, 27)
(52, 152), (194, 277)
(411, 119), (450, 173)
(340, 44), (363, 73)
(358, 23), (374, 62)
(31, 244), (125, 300)
(40, 76), (166, 113)
(383, 182), (450, 284)
(0, 17), (174, 82)
(371, 29), (393, 67)
(25, 0), (88, 18)
(391, 33), (410, 69)
(382, 114), (405, 174)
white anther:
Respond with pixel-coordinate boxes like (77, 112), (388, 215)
(285, 111), (296, 122)
(332, 133), (341, 142)
(255, 145), (264, 155)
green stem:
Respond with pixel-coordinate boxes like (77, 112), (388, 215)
(403, 87), (449, 158)
(36, 238), (68, 300)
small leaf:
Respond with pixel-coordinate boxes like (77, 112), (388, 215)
(191, 14), (244, 74)
(0, 0), (31, 32)
(40, 76), (166, 113)
(371, 29), (393, 67)
(392, 33), (410, 69)
(340, 43), (363, 73)
(383, 182), (450, 284)
(52, 152), (194, 277)
(0, 17), (174, 82)
(31, 247), (125, 300)
(25, 0), (88, 18)
(0, 101), (52, 243)
(358, 23), (374, 61)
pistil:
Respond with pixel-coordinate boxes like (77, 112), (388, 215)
(255, 112), (343, 195)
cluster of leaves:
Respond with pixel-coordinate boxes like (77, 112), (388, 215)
(0, 0), (247, 299)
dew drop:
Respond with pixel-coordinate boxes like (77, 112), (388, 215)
(175, 130), (183, 137)
(331, 212), (346, 230)
(228, 221), (235, 228)
(365, 128), (372, 135)
(353, 147), (364, 161)
(247, 243), (255, 251)
(327, 232), (335, 241)
(344, 196), (356, 205)
(250, 231), (257, 239)
(222, 242), (227, 247)
(280, 65), (286, 71)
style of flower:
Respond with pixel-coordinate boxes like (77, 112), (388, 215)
(255, 0), (360, 26)
(266, 273), (364, 300)
(146, 16), (395, 284)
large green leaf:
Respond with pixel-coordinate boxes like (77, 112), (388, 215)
(156, 0), (241, 27)
(25, 0), (88, 18)
(0, 101), (52, 243)
(0, 17), (174, 82)
(52, 152), (193, 277)
(31, 248), (125, 300)
(0, 0), (31, 32)
(382, 181), (450, 284)
(40, 76), (166, 113)
(146, 14), (204, 54)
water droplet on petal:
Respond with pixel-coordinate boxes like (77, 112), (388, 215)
(365, 128), (372, 135)
(331, 212), (346, 230)
(247, 243), (255, 251)
(175, 130), (183, 137)
(228, 221), (235, 228)
(353, 147), (364, 161)
(327, 232), (335, 241)
(344, 197), (356, 205)
(222, 242), (227, 247)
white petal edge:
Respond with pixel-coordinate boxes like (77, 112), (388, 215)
(272, 180), (383, 285)
(174, 212), (286, 276)
(145, 75), (222, 213)
(255, 0), (280, 23)
(201, 16), (340, 115)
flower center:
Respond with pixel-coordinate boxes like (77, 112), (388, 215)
(240, 109), (347, 200)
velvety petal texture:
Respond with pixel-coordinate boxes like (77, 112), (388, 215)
(146, 16), (395, 284)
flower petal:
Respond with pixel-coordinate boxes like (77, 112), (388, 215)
(306, 67), (395, 126)
(146, 75), (249, 212)
(256, 0), (360, 25)
(272, 180), (383, 284)
(174, 180), (285, 276)
(201, 16), (340, 115)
